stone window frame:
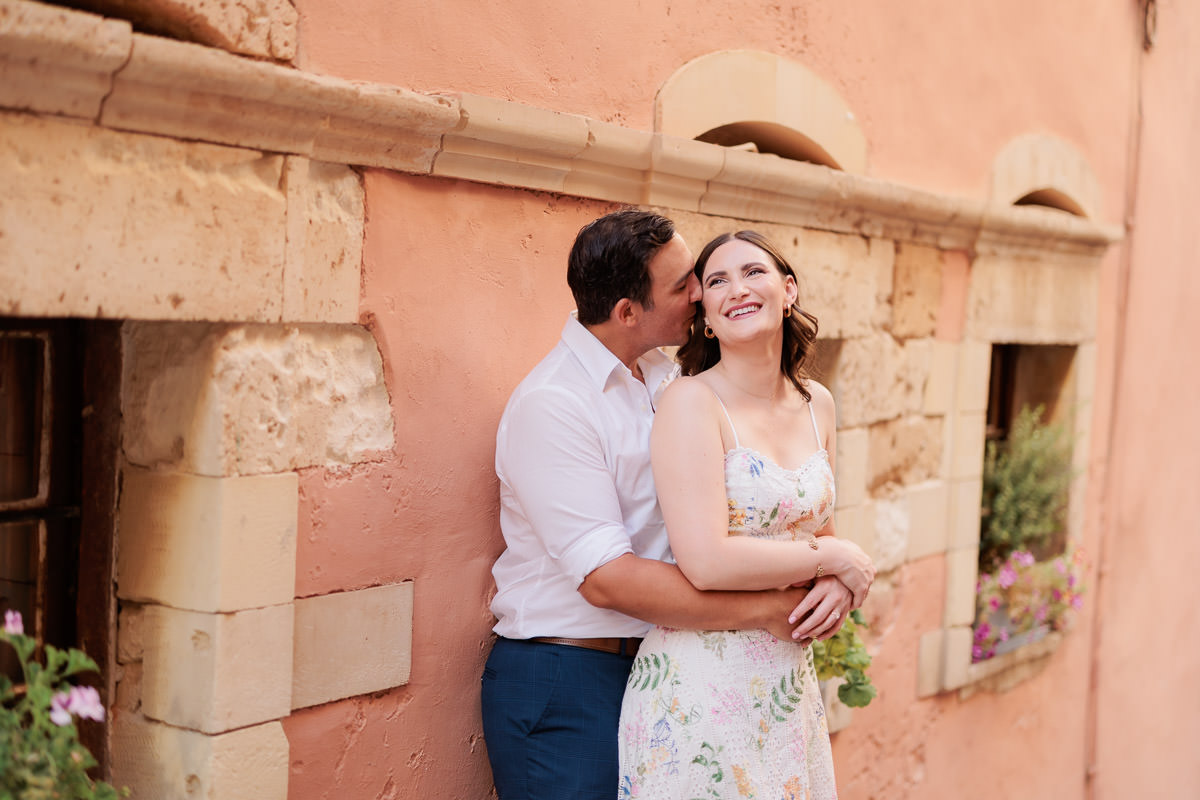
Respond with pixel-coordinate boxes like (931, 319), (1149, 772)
(917, 135), (1102, 697)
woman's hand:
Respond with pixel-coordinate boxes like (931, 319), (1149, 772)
(826, 538), (875, 609)
(786, 576), (853, 645)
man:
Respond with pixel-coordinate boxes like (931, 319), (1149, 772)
(480, 210), (850, 800)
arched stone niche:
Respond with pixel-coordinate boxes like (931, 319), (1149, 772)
(655, 50), (868, 173)
(990, 133), (1101, 219)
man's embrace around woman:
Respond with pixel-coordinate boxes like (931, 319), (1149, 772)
(481, 210), (874, 799)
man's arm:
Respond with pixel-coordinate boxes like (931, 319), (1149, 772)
(579, 553), (809, 642)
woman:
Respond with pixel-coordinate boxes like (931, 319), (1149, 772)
(617, 231), (875, 799)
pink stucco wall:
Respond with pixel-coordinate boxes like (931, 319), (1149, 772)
(1092, 3), (1200, 795)
(284, 2), (1200, 798)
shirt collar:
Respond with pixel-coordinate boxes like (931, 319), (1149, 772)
(561, 313), (679, 397)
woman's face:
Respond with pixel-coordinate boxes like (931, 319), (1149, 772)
(700, 238), (797, 344)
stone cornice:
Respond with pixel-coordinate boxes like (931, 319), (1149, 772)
(0, 0), (1123, 257)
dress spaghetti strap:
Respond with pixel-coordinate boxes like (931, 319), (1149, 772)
(807, 401), (822, 449)
(710, 389), (741, 450)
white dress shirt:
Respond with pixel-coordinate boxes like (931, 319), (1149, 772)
(491, 314), (678, 639)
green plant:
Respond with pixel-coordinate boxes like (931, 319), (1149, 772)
(1, 611), (126, 800)
(980, 404), (1075, 571)
(973, 548), (1086, 662)
(811, 609), (876, 708)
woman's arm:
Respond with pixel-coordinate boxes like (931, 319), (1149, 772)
(651, 378), (874, 605)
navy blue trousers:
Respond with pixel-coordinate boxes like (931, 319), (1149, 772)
(481, 637), (635, 800)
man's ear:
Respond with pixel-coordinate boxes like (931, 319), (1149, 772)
(611, 297), (640, 328)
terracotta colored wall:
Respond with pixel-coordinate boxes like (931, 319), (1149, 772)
(1094, 2), (1200, 795)
(282, 2), (1200, 798)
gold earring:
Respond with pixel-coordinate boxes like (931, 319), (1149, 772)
(783, 305), (792, 318)
(704, 324), (715, 339)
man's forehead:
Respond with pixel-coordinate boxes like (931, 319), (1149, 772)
(650, 235), (693, 283)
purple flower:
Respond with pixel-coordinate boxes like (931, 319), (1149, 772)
(1071, 595), (1084, 610)
(3, 609), (22, 636)
(1068, 574), (1077, 588)
(974, 622), (992, 642)
(1055, 559), (1068, 575)
(1014, 551), (1036, 567)
(50, 692), (73, 726)
(1052, 588), (1063, 602)
(988, 596), (1001, 611)
(972, 645), (984, 661)
(997, 564), (1018, 588)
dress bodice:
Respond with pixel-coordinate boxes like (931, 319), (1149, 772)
(723, 446), (835, 541)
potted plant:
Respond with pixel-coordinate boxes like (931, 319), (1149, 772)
(973, 548), (1086, 661)
(1, 610), (126, 799)
(812, 608), (876, 707)
(974, 404), (1083, 662)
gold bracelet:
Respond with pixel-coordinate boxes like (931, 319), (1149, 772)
(807, 535), (819, 550)
(815, 563), (825, 578)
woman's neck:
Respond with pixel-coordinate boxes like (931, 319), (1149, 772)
(712, 343), (787, 402)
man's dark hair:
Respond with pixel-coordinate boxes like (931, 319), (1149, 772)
(566, 210), (676, 325)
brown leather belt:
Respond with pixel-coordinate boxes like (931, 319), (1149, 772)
(530, 636), (642, 656)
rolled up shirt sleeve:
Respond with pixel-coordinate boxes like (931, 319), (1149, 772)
(498, 385), (634, 586)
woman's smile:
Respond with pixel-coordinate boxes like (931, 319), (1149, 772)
(726, 302), (762, 319)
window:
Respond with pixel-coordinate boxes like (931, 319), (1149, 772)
(0, 324), (83, 681)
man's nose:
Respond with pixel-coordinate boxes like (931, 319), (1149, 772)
(687, 273), (701, 302)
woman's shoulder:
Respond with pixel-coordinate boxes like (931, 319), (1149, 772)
(804, 378), (834, 408)
(660, 373), (721, 408)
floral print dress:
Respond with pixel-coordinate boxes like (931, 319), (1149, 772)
(618, 402), (837, 800)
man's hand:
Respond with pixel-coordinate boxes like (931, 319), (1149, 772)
(757, 585), (814, 643)
(786, 576), (853, 645)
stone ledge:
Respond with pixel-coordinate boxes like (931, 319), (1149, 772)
(1, 2), (1124, 257)
(101, 33), (458, 173)
(0, 0), (131, 119)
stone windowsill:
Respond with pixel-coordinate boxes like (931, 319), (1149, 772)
(959, 630), (1066, 699)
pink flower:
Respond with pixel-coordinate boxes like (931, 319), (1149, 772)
(3, 609), (22, 636)
(1068, 574), (1077, 588)
(67, 686), (105, 722)
(50, 692), (73, 726)
(972, 645), (984, 660)
(1052, 588), (1063, 602)
(1071, 595), (1084, 610)
(48, 686), (106, 726)
(988, 596), (1001, 611)
(997, 564), (1018, 588)
(974, 622), (991, 642)
(1014, 551), (1036, 567)
(1035, 605), (1049, 623)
